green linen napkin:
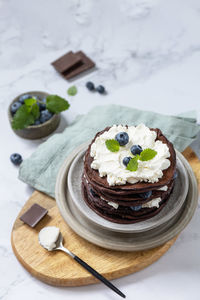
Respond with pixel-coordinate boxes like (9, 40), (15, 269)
(19, 104), (200, 198)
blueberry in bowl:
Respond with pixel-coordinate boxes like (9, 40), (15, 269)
(34, 119), (41, 126)
(18, 94), (33, 104)
(8, 91), (70, 139)
(38, 97), (46, 111)
(10, 101), (22, 115)
(40, 109), (53, 123)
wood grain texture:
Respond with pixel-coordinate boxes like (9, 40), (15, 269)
(11, 147), (199, 287)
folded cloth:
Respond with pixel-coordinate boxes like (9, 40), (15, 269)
(19, 105), (200, 198)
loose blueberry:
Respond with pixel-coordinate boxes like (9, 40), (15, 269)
(34, 119), (41, 126)
(173, 171), (177, 179)
(115, 132), (129, 146)
(130, 145), (143, 155)
(123, 156), (132, 166)
(39, 109), (53, 123)
(86, 81), (95, 91)
(10, 101), (22, 115)
(18, 94), (32, 104)
(130, 205), (142, 211)
(96, 85), (105, 94)
(139, 191), (152, 199)
(90, 188), (98, 197)
(10, 153), (23, 166)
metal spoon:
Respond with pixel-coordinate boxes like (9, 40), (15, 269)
(39, 229), (126, 298)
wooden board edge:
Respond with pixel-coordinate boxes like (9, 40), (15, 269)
(11, 224), (178, 287)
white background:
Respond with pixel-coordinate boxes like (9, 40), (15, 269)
(0, 0), (200, 299)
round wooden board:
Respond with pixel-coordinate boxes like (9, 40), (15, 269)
(11, 147), (200, 287)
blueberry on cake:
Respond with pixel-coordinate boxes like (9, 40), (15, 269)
(82, 124), (177, 224)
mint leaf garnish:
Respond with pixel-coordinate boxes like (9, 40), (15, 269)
(67, 86), (77, 96)
(24, 98), (40, 119)
(12, 105), (35, 130)
(24, 98), (37, 106)
(125, 149), (157, 172)
(139, 148), (157, 161)
(31, 103), (40, 119)
(126, 156), (139, 171)
(105, 139), (120, 152)
(46, 95), (70, 114)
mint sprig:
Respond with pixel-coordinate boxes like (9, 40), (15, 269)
(139, 148), (157, 161)
(11, 94), (70, 130)
(126, 149), (157, 172)
(24, 98), (37, 107)
(126, 156), (138, 171)
(105, 139), (120, 152)
(105, 137), (157, 171)
(12, 105), (35, 130)
(46, 95), (70, 114)
(67, 85), (77, 96)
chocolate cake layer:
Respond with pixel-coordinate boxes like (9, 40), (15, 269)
(83, 170), (174, 205)
(82, 179), (174, 224)
(81, 126), (176, 224)
(83, 175), (173, 208)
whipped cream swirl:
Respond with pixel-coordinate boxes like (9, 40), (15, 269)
(90, 124), (171, 186)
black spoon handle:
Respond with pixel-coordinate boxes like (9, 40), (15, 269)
(74, 255), (126, 298)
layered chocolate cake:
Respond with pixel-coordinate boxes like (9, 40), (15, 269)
(82, 124), (177, 224)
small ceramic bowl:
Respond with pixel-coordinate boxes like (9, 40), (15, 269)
(8, 91), (61, 139)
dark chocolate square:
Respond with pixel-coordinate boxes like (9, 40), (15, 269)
(64, 51), (95, 79)
(51, 51), (82, 74)
(20, 203), (48, 228)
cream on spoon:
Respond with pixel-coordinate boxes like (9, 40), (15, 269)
(39, 226), (60, 251)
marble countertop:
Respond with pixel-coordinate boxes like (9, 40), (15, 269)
(0, 0), (200, 299)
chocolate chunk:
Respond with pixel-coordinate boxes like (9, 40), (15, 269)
(20, 203), (48, 228)
(64, 51), (95, 79)
(51, 50), (95, 80)
(51, 51), (82, 74)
